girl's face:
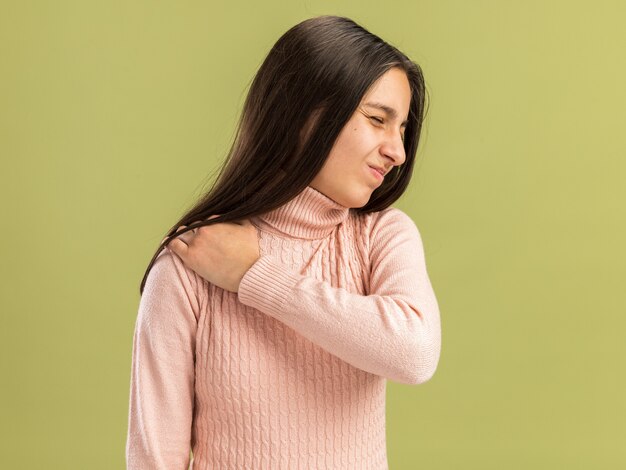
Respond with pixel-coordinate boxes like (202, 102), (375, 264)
(310, 67), (411, 208)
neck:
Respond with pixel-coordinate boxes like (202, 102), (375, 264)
(251, 185), (351, 239)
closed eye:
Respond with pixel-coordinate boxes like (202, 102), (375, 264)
(369, 114), (406, 142)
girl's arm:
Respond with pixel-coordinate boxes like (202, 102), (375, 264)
(126, 249), (200, 469)
(237, 207), (442, 385)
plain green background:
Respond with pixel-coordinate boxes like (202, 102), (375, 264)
(1, 1), (624, 468)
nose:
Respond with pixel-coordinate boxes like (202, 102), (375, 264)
(379, 131), (406, 167)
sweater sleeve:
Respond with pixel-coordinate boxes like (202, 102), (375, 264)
(126, 247), (200, 470)
(237, 207), (441, 385)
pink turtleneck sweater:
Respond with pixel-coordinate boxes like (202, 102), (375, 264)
(125, 185), (441, 470)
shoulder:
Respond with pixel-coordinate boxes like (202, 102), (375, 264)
(348, 206), (422, 254)
(144, 247), (204, 318)
(152, 246), (196, 283)
(372, 206), (417, 228)
(350, 206), (420, 239)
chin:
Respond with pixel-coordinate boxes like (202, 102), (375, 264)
(323, 183), (371, 208)
(343, 191), (372, 209)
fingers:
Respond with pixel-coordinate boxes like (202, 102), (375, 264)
(209, 213), (245, 226)
(167, 237), (188, 258)
(174, 224), (195, 245)
(169, 215), (225, 245)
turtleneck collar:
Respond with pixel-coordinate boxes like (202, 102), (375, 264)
(251, 185), (351, 240)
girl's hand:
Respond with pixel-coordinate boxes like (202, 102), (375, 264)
(167, 215), (261, 293)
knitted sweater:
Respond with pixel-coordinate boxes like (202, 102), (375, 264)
(125, 184), (441, 470)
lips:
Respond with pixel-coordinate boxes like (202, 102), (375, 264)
(367, 165), (385, 184)
(368, 165), (386, 177)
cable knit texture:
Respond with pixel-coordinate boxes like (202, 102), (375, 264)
(126, 184), (442, 470)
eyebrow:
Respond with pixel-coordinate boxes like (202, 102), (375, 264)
(363, 101), (408, 126)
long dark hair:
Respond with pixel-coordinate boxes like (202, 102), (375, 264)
(139, 14), (429, 295)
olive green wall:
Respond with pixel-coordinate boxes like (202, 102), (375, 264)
(1, 1), (624, 468)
